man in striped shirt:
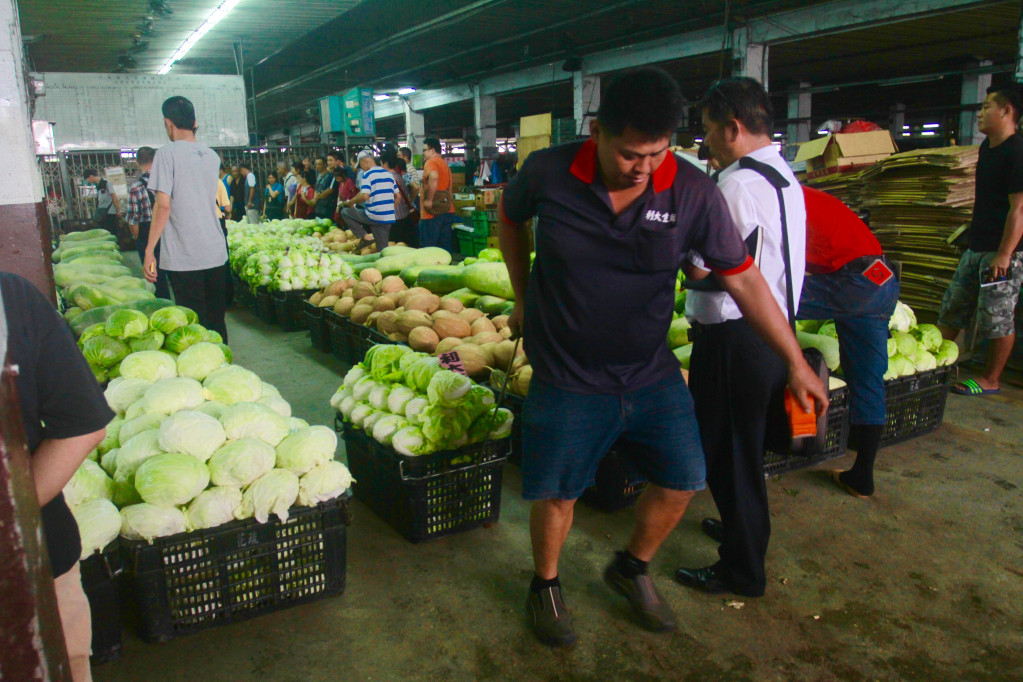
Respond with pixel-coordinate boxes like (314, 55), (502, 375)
(340, 150), (399, 251)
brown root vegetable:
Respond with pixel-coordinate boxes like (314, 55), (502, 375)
(318, 295), (339, 308)
(378, 275), (406, 293)
(469, 332), (504, 346)
(454, 344), (492, 377)
(439, 298), (464, 313)
(407, 287), (432, 299)
(396, 310), (434, 335)
(408, 326), (439, 353)
(470, 317), (497, 335)
(360, 268), (382, 284)
(435, 337), (464, 355)
(433, 317), (472, 340)
(341, 289), (355, 299)
(376, 310), (399, 335)
(373, 297), (396, 312)
(405, 293), (441, 314)
(432, 310), (458, 321)
(491, 340), (517, 369)
(309, 291), (323, 305)
(394, 306), (405, 315)
(350, 303), (375, 324)
(458, 308), (485, 323)
(511, 365), (533, 396)
(498, 327), (512, 339)
(366, 311), (382, 328)
(334, 298), (356, 316)
(325, 280), (346, 297)
(352, 281), (376, 300)
(491, 315), (510, 330)
(510, 354), (530, 373)
(388, 332), (409, 343)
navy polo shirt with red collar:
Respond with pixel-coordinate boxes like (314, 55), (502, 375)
(501, 139), (750, 394)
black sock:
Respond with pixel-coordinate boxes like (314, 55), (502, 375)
(530, 574), (560, 593)
(841, 424), (883, 495)
(615, 550), (648, 579)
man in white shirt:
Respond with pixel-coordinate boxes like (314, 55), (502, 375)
(240, 162), (259, 224)
(339, 151), (399, 250)
(676, 77), (810, 599)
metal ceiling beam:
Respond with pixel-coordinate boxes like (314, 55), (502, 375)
(582, 27), (726, 75)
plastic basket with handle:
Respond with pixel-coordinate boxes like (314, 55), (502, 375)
(80, 541), (123, 665)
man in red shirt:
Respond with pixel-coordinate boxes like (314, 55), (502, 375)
(797, 186), (899, 497)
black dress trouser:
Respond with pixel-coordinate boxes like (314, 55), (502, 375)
(688, 318), (787, 597)
(166, 265), (229, 343)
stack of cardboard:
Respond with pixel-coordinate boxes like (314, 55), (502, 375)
(855, 146), (979, 321)
(517, 114), (552, 169)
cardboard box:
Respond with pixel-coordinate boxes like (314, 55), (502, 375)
(794, 131), (897, 180)
(520, 113), (552, 137)
(451, 172), (466, 189)
(487, 237), (500, 250)
(517, 135), (551, 169)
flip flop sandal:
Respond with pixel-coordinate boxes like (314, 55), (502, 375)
(950, 379), (999, 396)
(829, 471), (871, 499)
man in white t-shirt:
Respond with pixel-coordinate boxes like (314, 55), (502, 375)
(144, 95), (229, 341)
(240, 162), (259, 224)
(339, 151), (398, 251)
(676, 77), (812, 600)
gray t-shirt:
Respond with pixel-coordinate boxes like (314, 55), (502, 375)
(148, 141), (227, 271)
(96, 180), (116, 214)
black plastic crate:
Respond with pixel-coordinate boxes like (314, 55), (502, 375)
(341, 420), (508, 543)
(580, 441), (649, 512)
(878, 366), (953, 447)
(235, 284), (255, 313)
(326, 311), (350, 363)
(80, 542), (123, 665)
(763, 386), (851, 477)
(255, 286), (275, 324)
(306, 302), (331, 353)
(119, 495), (351, 643)
(273, 290), (318, 332)
(344, 319), (395, 365)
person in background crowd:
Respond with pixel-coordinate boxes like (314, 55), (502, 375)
(676, 76), (815, 601)
(215, 170), (234, 308)
(1, 271), (113, 682)
(939, 83), (1023, 397)
(383, 152), (417, 245)
(332, 166), (358, 225)
(125, 146), (169, 299)
(229, 165), (245, 221)
(240, 162), (259, 224)
(419, 137), (456, 252)
(144, 95), (229, 341)
(313, 156), (338, 221)
(276, 161), (289, 191)
(219, 163), (232, 199)
(263, 171), (285, 221)
(399, 147), (421, 203)
(340, 150), (398, 251)
(283, 160), (300, 215)
(84, 169), (120, 234)
(498, 67), (827, 648)
(797, 186), (898, 498)
(327, 150), (342, 175)
(303, 156), (312, 176)
(293, 169), (316, 219)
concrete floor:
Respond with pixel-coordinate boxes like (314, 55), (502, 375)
(93, 305), (1023, 682)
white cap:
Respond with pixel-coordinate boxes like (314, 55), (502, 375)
(356, 150), (374, 162)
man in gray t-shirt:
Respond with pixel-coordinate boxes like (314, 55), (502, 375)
(144, 95), (229, 341)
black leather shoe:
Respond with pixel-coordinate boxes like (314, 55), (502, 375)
(701, 518), (724, 544)
(674, 564), (734, 595)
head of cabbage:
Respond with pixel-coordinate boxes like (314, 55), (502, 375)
(149, 306), (190, 335)
(105, 377), (153, 414)
(105, 308), (150, 339)
(202, 365), (263, 404)
(237, 469), (299, 524)
(115, 429), (164, 477)
(142, 377), (204, 415)
(82, 335), (130, 369)
(119, 350), (177, 382)
(128, 330), (165, 353)
(221, 401), (290, 446)
(120, 503), (187, 542)
(157, 410), (226, 461)
(134, 452), (210, 507)
(72, 498), (121, 559)
(176, 342), (227, 381)
(186, 486), (243, 531)
(208, 438), (276, 487)
(275, 425), (337, 475)
(297, 461), (353, 507)
(63, 459), (114, 507)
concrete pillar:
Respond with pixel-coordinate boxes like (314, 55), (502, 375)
(960, 61), (992, 146)
(0, 0), (52, 301)
(573, 72), (599, 136)
(403, 100), (425, 155)
(889, 102), (906, 138)
(1016, 9), (1023, 83)
(473, 87), (497, 159)
(786, 83), (811, 161)
(733, 28), (768, 88)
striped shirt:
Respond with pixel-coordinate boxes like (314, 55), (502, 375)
(360, 166), (398, 223)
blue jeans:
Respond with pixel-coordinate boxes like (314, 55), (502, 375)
(797, 263), (900, 425)
(521, 374), (706, 500)
(418, 213), (457, 254)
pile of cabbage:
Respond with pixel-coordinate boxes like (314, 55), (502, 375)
(66, 357), (354, 557)
(227, 220), (354, 291)
(793, 301), (958, 380)
(53, 229), (159, 317)
(76, 305), (230, 385)
(331, 344), (514, 456)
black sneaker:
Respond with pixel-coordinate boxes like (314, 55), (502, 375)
(603, 562), (677, 633)
(526, 585), (577, 648)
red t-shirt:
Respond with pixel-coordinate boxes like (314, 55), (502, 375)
(803, 185), (882, 274)
(293, 185), (316, 219)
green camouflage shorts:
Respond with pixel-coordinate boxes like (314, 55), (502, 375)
(938, 249), (1023, 339)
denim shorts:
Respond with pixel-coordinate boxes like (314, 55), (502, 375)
(520, 373), (706, 501)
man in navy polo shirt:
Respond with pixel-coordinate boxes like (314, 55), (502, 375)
(499, 67), (828, 648)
